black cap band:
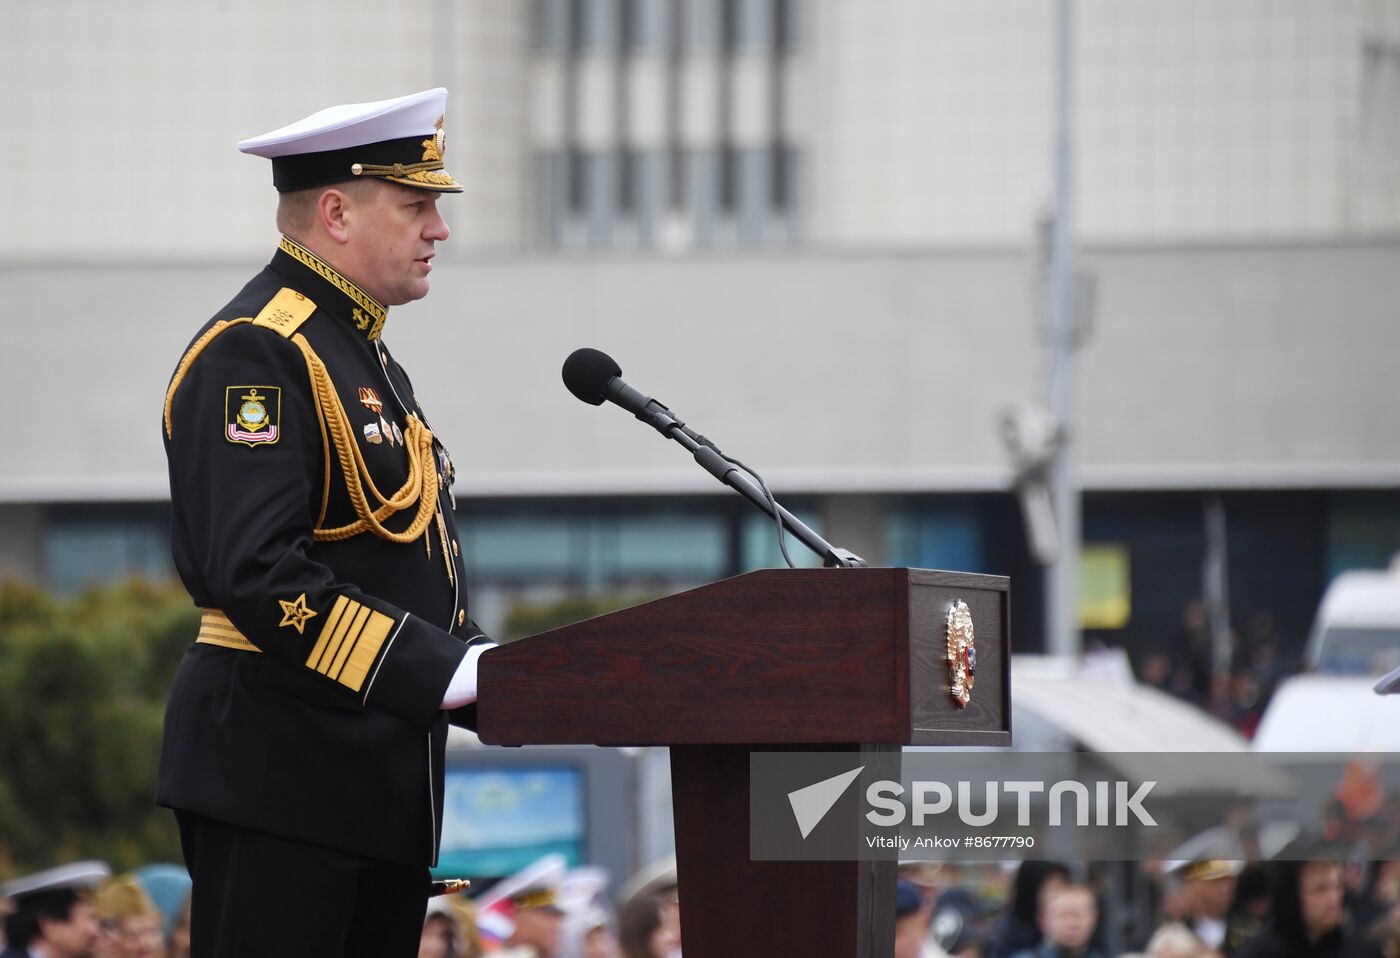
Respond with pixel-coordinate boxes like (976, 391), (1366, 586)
(271, 135), (435, 192)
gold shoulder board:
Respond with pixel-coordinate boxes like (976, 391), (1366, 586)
(252, 288), (317, 337)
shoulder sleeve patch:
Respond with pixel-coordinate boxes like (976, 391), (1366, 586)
(225, 386), (282, 448)
(252, 288), (317, 337)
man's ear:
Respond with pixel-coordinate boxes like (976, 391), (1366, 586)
(318, 188), (352, 244)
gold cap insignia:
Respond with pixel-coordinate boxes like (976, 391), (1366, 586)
(336, 113), (460, 192)
(946, 599), (977, 708)
(421, 115), (446, 163)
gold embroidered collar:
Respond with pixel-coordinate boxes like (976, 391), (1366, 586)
(277, 236), (389, 341)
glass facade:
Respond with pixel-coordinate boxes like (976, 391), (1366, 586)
(461, 499), (732, 588)
(1326, 492), (1400, 581)
(456, 496), (823, 634)
(42, 504), (173, 595)
(18, 490), (1400, 657)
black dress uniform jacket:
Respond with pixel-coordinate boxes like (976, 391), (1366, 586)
(158, 236), (486, 868)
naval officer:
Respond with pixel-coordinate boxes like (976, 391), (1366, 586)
(158, 88), (494, 958)
(0, 862), (108, 958)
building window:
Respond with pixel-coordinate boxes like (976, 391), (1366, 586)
(668, 0), (686, 52)
(770, 143), (797, 213)
(720, 0), (740, 51)
(620, 0), (664, 52)
(683, 0), (720, 51)
(532, 0), (567, 51)
(668, 144), (687, 211)
(1361, 40), (1400, 165)
(773, 0), (800, 50)
(566, 0), (586, 53)
(619, 0), (638, 51)
(886, 503), (986, 575)
(724, 0), (770, 51)
(618, 147), (639, 214)
(567, 147), (589, 214)
(535, 0), (801, 247)
(718, 143), (738, 213)
(460, 502), (731, 587)
(44, 506), (172, 594)
(740, 509), (823, 570)
(579, 0), (615, 52)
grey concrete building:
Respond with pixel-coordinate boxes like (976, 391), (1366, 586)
(3, 0), (1399, 659)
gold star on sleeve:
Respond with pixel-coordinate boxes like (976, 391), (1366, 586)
(278, 593), (318, 634)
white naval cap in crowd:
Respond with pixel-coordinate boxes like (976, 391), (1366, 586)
(1, 860), (111, 903)
(474, 853), (568, 915)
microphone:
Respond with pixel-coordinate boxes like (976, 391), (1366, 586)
(561, 348), (865, 569)
(560, 347), (621, 405)
(562, 347), (712, 446)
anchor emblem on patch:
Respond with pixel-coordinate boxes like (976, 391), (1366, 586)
(225, 386), (281, 447)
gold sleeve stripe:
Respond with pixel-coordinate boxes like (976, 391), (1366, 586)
(325, 604), (372, 680)
(251, 287), (317, 338)
(336, 610), (395, 692)
(304, 596), (396, 691)
(306, 596), (352, 672)
(193, 604), (391, 694)
(196, 609), (261, 653)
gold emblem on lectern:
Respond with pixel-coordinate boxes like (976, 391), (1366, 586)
(946, 600), (976, 708)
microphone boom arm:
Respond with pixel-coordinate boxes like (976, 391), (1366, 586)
(642, 399), (866, 569)
(565, 348), (866, 568)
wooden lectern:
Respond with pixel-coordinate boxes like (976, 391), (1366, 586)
(477, 567), (1010, 957)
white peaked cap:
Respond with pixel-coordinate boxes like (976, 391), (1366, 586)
(1, 861), (112, 902)
(237, 88), (462, 193)
(238, 88), (449, 157)
(474, 853), (568, 914)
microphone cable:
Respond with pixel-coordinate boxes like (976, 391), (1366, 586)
(713, 451), (796, 570)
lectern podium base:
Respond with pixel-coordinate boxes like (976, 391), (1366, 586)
(670, 744), (895, 958)
(477, 569), (1011, 956)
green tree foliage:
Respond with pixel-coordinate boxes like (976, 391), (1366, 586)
(0, 579), (196, 880)
(0, 581), (665, 879)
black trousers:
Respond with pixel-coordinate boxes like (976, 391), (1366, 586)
(176, 810), (429, 958)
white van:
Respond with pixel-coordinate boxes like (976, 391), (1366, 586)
(1253, 557), (1400, 752)
(1302, 556), (1400, 676)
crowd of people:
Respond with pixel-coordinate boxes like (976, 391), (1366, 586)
(0, 853), (683, 958)
(0, 862), (186, 958)
(895, 850), (1400, 958)
(1133, 602), (1295, 740)
(8, 847), (1400, 958)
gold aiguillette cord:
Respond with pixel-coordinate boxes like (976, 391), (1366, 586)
(436, 502), (454, 585)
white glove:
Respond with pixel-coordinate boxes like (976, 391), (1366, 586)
(440, 641), (495, 709)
